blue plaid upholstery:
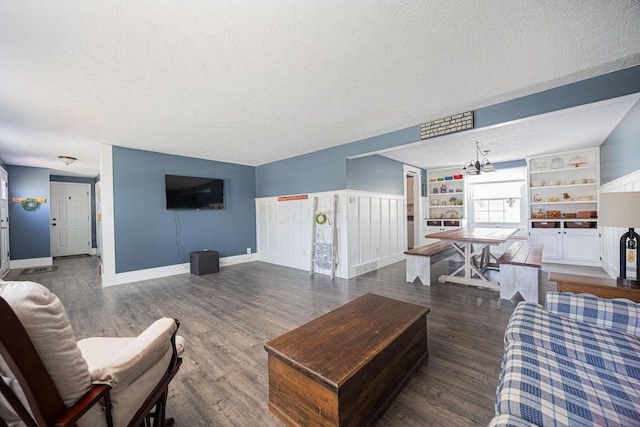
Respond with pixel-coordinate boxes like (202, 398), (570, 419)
(505, 302), (640, 380)
(546, 292), (640, 337)
(488, 414), (539, 427)
(490, 294), (640, 427)
(496, 342), (640, 427)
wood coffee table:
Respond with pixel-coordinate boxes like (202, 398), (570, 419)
(264, 293), (429, 427)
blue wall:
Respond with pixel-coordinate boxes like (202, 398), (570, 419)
(600, 99), (640, 184)
(256, 127), (419, 197)
(346, 155), (405, 194)
(7, 166), (51, 260)
(50, 175), (97, 249)
(257, 66), (640, 198)
(475, 66), (640, 128)
(113, 147), (256, 273)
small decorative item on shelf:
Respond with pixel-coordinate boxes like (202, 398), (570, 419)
(453, 174), (463, 179)
(445, 176), (453, 180)
(563, 193), (571, 200)
(578, 211), (597, 218)
(568, 155), (587, 167)
(440, 184), (447, 193)
(445, 210), (459, 219)
(455, 199), (463, 205)
(578, 195), (593, 201)
(563, 213), (577, 218)
(533, 160), (548, 170)
(533, 194), (542, 202)
(547, 210), (561, 219)
(550, 197), (559, 202)
(433, 188), (439, 194)
(437, 178), (444, 181)
(532, 209), (546, 219)
(455, 187), (462, 192)
(531, 181), (544, 187)
(550, 157), (565, 169)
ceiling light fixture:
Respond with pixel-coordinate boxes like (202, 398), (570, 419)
(58, 156), (77, 165)
(461, 142), (496, 175)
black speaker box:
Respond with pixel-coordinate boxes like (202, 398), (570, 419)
(190, 250), (219, 275)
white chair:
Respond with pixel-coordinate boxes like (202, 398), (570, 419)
(0, 280), (185, 427)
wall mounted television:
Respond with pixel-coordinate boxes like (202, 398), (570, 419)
(165, 175), (225, 210)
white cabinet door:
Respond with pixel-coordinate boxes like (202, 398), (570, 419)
(530, 229), (563, 261)
(563, 229), (600, 264)
(424, 226), (443, 244)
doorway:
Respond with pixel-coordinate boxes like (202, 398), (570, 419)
(50, 182), (91, 257)
(404, 165), (421, 250)
(0, 167), (9, 277)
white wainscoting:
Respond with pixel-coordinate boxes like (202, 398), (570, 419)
(256, 190), (407, 279)
(600, 168), (640, 278)
(346, 190), (406, 278)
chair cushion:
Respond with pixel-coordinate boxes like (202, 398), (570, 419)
(0, 280), (105, 426)
(545, 292), (640, 337)
(505, 302), (640, 380)
(496, 341), (640, 426)
(79, 337), (174, 427)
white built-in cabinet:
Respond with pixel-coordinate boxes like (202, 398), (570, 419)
(425, 167), (466, 244)
(526, 148), (600, 266)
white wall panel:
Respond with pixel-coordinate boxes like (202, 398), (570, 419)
(256, 190), (405, 279)
(370, 198), (381, 260)
(358, 197), (371, 264)
(380, 198), (390, 258)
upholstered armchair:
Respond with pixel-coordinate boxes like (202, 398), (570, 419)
(0, 280), (185, 427)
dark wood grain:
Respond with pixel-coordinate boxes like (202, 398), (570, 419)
(5, 254), (539, 426)
(549, 272), (640, 302)
(497, 242), (543, 268)
(426, 227), (518, 244)
(265, 294), (429, 426)
(404, 242), (452, 257)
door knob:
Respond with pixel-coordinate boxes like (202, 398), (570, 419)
(52, 223), (57, 226)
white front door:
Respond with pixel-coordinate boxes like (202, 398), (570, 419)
(50, 183), (91, 257)
(0, 167), (9, 277)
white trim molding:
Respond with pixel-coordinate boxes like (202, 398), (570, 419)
(10, 257), (53, 270)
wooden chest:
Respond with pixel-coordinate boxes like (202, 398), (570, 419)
(264, 293), (429, 427)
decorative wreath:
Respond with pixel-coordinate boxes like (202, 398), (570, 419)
(315, 212), (328, 225)
(21, 198), (41, 211)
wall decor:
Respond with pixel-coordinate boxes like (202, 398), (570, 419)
(420, 111), (474, 139)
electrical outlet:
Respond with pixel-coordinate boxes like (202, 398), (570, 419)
(247, 248), (251, 254)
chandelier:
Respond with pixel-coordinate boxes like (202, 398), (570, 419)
(461, 142), (496, 175)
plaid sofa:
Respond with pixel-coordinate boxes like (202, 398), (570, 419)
(489, 292), (640, 427)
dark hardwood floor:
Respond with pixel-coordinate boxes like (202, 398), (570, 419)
(4, 256), (605, 426)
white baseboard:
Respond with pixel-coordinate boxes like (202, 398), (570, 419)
(108, 254), (256, 287)
(10, 257), (53, 269)
(348, 253), (405, 279)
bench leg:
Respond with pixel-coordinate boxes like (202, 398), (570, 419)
(499, 264), (539, 302)
(406, 255), (431, 286)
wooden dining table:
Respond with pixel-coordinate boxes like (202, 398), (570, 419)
(425, 227), (519, 290)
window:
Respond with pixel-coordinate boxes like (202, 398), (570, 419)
(468, 167), (526, 226)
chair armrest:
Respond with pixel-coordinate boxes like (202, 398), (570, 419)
(545, 292), (640, 337)
(54, 384), (112, 427)
(87, 318), (179, 388)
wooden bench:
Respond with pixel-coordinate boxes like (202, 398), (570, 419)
(497, 241), (543, 302)
(404, 242), (455, 286)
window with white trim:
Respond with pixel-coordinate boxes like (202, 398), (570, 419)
(467, 167), (526, 227)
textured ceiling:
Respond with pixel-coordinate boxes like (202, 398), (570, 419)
(376, 95), (640, 170)
(0, 1), (639, 177)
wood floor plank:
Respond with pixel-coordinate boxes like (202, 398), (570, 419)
(4, 255), (594, 426)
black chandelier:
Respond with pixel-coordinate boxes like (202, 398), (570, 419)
(461, 142), (496, 175)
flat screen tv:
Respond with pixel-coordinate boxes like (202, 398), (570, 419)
(165, 175), (225, 210)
